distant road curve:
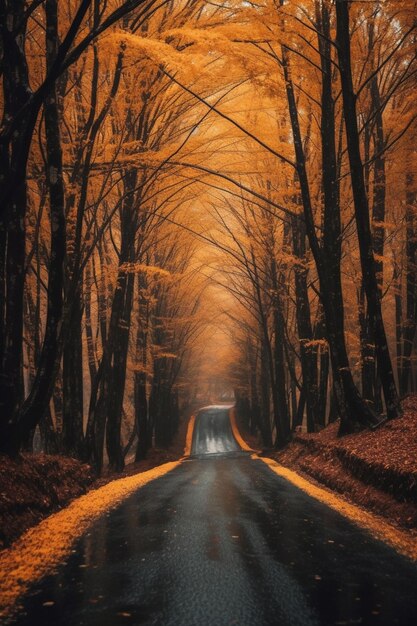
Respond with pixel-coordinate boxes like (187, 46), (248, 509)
(191, 404), (242, 456)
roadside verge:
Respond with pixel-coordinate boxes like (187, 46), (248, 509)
(230, 410), (417, 560)
(259, 456), (417, 563)
(183, 413), (196, 456)
(0, 460), (181, 622)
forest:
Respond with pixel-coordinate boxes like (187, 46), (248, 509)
(1, 0), (416, 474)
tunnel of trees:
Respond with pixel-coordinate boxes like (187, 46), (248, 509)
(0, 0), (416, 472)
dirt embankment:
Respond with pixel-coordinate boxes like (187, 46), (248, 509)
(0, 413), (191, 550)
(0, 455), (94, 549)
(243, 396), (417, 534)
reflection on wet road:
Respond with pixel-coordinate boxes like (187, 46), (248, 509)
(191, 405), (240, 456)
(8, 406), (417, 626)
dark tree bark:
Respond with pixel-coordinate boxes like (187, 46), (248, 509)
(291, 212), (317, 431)
(335, 0), (401, 420)
(280, 25), (379, 434)
(0, 0), (156, 455)
(135, 370), (149, 460)
(247, 338), (261, 435)
(270, 259), (291, 446)
(106, 268), (135, 472)
(16, 0), (66, 450)
(62, 46), (123, 460)
(0, 1), (33, 451)
(0, 1), (95, 446)
(260, 337), (272, 447)
(85, 262), (98, 383)
(247, 245), (285, 446)
(87, 169), (137, 473)
(357, 15), (386, 411)
(62, 292), (84, 458)
(315, 305), (329, 428)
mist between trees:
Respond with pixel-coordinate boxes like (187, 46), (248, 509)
(0, 0), (416, 472)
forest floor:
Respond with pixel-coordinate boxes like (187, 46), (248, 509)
(241, 395), (417, 537)
(0, 413), (191, 550)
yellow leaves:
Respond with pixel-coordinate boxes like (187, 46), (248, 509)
(163, 16), (273, 59)
(164, 27), (233, 52)
(119, 263), (171, 278)
(102, 31), (207, 79)
(104, 31), (176, 62)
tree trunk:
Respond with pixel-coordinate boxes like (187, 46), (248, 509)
(62, 288), (84, 458)
(135, 370), (149, 461)
(315, 307), (329, 428)
(106, 270), (134, 472)
(335, 0), (401, 420)
(17, 0), (67, 448)
(0, 2), (33, 452)
(260, 338), (272, 447)
(270, 260), (291, 446)
(291, 212), (317, 431)
(248, 338), (261, 435)
(281, 26), (379, 433)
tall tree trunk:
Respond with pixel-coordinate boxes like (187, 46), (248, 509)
(135, 370), (149, 460)
(106, 270), (134, 472)
(362, 12), (386, 411)
(62, 288), (84, 458)
(148, 375), (158, 450)
(315, 306), (329, 428)
(260, 337), (272, 447)
(280, 17), (379, 433)
(335, 0), (401, 419)
(17, 0), (66, 447)
(249, 249), (283, 445)
(291, 212), (317, 431)
(270, 259), (291, 446)
(85, 261), (98, 383)
(0, 1), (33, 452)
(358, 285), (375, 404)
(248, 337), (261, 435)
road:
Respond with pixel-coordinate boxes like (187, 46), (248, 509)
(8, 406), (417, 626)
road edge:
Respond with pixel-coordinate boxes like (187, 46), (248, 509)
(229, 406), (255, 452)
(259, 455), (417, 563)
(183, 413), (196, 457)
(230, 408), (417, 563)
(0, 460), (181, 622)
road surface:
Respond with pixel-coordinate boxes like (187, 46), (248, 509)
(8, 406), (417, 625)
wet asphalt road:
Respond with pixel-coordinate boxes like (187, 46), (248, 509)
(9, 406), (417, 626)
